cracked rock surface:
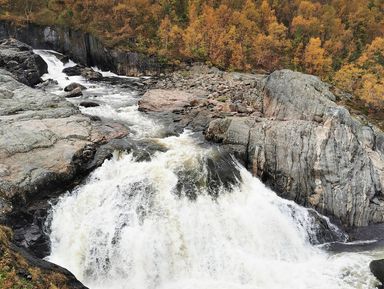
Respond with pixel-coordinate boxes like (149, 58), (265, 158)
(206, 70), (384, 227)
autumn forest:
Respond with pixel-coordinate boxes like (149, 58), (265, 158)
(1, 0), (383, 108)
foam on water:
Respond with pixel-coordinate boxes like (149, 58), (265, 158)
(35, 50), (159, 137)
(47, 132), (377, 289)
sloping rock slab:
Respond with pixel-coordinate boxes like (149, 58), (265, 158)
(0, 69), (128, 212)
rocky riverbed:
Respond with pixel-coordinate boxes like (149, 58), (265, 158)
(1, 39), (384, 288)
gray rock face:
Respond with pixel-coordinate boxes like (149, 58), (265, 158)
(206, 70), (384, 227)
(0, 39), (47, 86)
(0, 21), (165, 76)
(0, 69), (128, 211)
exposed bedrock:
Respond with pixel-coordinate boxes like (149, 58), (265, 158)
(206, 70), (384, 227)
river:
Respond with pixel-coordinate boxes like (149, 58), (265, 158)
(35, 50), (380, 289)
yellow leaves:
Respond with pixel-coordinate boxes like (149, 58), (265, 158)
(267, 21), (287, 40)
(251, 32), (290, 72)
(291, 15), (321, 38)
(297, 1), (321, 18)
(334, 37), (384, 109)
(360, 74), (384, 107)
(334, 64), (364, 93)
(303, 37), (332, 78)
(158, 16), (185, 58)
(357, 37), (384, 68)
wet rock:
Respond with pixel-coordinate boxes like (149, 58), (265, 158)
(65, 86), (83, 98)
(63, 65), (102, 80)
(206, 151), (241, 198)
(370, 260), (384, 285)
(64, 82), (86, 92)
(81, 67), (102, 80)
(35, 79), (58, 90)
(0, 38), (47, 86)
(305, 209), (347, 244)
(55, 53), (69, 64)
(62, 65), (83, 76)
(80, 101), (100, 108)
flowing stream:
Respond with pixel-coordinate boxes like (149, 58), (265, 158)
(35, 50), (381, 289)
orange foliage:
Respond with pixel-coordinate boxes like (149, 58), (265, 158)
(1, 0), (384, 107)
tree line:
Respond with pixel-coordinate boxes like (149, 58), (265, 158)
(1, 0), (383, 108)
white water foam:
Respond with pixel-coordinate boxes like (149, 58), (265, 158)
(47, 133), (377, 289)
(34, 50), (160, 137)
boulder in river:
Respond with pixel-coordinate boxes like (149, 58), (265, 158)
(139, 89), (194, 112)
(80, 101), (100, 108)
(81, 67), (102, 80)
(65, 86), (83, 98)
(64, 82), (86, 92)
(0, 38), (47, 86)
(62, 65), (102, 80)
(62, 64), (83, 76)
(35, 78), (59, 90)
(370, 259), (384, 286)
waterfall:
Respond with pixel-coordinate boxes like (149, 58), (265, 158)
(35, 50), (377, 289)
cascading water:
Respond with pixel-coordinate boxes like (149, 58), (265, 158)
(35, 50), (378, 289)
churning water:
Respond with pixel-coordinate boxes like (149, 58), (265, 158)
(35, 50), (379, 289)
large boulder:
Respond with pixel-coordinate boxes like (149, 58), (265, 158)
(0, 38), (47, 86)
(206, 70), (384, 227)
(81, 67), (102, 80)
(62, 64), (83, 76)
(64, 86), (83, 98)
(62, 65), (102, 80)
(64, 82), (86, 92)
(139, 89), (194, 112)
(370, 259), (384, 285)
